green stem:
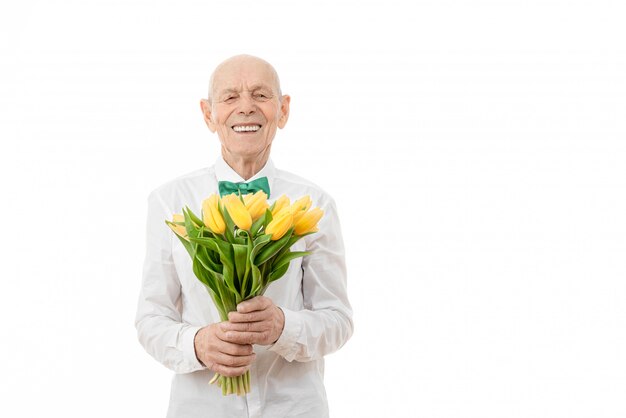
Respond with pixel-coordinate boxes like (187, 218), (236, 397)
(209, 371), (251, 395)
(208, 372), (219, 385)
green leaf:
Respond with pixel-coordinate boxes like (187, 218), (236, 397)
(268, 262), (290, 283)
(184, 211), (202, 259)
(248, 264), (261, 298)
(214, 239), (234, 271)
(272, 250), (311, 273)
(219, 202), (237, 243)
(263, 208), (273, 229)
(253, 233), (272, 247)
(185, 206), (205, 229)
(250, 216), (264, 236)
(193, 236), (233, 272)
(271, 231), (316, 264)
(213, 277), (236, 320)
(207, 245), (221, 264)
(250, 234), (272, 263)
(182, 208), (201, 240)
(192, 256), (212, 288)
(255, 227), (294, 265)
(284, 230), (316, 250)
(232, 243), (248, 285)
(188, 235), (219, 253)
(241, 232), (253, 296)
(195, 245), (223, 274)
(222, 262), (239, 297)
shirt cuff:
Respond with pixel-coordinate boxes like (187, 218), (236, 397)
(182, 325), (206, 370)
(267, 307), (302, 362)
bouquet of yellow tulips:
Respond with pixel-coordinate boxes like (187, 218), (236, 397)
(165, 191), (323, 396)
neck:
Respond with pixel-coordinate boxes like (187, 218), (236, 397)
(221, 148), (271, 180)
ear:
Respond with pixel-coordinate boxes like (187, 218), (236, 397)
(277, 95), (291, 129)
(200, 99), (216, 133)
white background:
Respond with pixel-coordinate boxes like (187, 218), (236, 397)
(2, 0), (625, 417)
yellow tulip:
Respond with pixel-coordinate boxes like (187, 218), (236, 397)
(265, 208), (294, 241)
(222, 193), (252, 231)
(244, 190), (269, 222)
(202, 194), (226, 234)
(168, 214), (189, 241)
(290, 195), (312, 223)
(294, 207), (324, 235)
(271, 195), (290, 217)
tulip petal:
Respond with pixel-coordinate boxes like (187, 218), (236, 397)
(223, 194), (252, 231)
(294, 207), (324, 235)
(270, 195), (290, 217)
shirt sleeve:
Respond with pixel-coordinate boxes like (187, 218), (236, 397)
(134, 190), (206, 374)
(268, 195), (354, 362)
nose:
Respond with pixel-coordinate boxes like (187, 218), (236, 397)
(238, 94), (256, 116)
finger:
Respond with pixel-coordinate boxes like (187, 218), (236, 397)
(215, 325), (257, 349)
(222, 321), (267, 333)
(236, 296), (271, 313)
(228, 310), (268, 323)
(221, 330), (264, 345)
(215, 338), (255, 356)
(213, 351), (256, 368)
(211, 362), (252, 378)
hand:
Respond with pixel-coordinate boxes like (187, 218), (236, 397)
(222, 296), (285, 346)
(194, 323), (256, 377)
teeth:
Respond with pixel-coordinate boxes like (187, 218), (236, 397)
(233, 125), (261, 132)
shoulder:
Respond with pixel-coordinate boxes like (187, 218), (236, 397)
(147, 166), (214, 208)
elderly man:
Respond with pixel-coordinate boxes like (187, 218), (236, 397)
(135, 54), (353, 418)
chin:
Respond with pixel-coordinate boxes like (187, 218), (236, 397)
(227, 145), (264, 157)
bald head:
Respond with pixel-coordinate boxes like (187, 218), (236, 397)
(208, 54), (282, 104)
(199, 54), (291, 178)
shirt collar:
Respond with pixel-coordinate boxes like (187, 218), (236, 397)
(214, 155), (276, 193)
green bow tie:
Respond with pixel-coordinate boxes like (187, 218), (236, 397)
(218, 176), (271, 198)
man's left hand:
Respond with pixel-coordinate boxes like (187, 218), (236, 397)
(222, 296), (285, 346)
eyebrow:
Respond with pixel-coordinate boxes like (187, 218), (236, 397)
(218, 84), (274, 96)
(217, 88), (239, 96)
(249, 84), (273, 92)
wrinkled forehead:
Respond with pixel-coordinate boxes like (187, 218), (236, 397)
(210, 60), (281, 98)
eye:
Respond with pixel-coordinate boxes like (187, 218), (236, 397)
(224, 96), (237, 103)
(254, 93), (269, 100)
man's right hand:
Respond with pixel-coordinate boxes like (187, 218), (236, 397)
(194, 323), (256, 377)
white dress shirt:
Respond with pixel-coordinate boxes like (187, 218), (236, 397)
(135, 156), (354, 418)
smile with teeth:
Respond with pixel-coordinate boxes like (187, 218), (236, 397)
(232, 125), (261, 132)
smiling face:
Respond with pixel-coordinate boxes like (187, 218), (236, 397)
(200, 56), (290, 162)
